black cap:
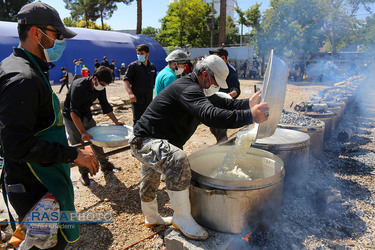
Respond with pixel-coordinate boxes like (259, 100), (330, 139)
(17, 1), (76, 39)
(209, 47), (228, 57)
(61, 67), (66, 70)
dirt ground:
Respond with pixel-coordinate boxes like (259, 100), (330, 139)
(1, 73), (372, 249)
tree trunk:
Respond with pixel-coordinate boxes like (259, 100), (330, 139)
(85, 12), (89, 28)
(218, 0), (226, 47)
(100, 10), (104, 30)
(136, 0), (142, 34)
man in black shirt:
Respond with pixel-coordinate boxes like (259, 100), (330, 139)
(109, 60), (116, 82)
(63, 66), (124, 186)
(0, 2), (98, 247)
(101, 56), (110, 68)
(130, 55), (269, 240)
(124, 44), (157, 125)
(58, 66), (69, 93)
(208, 47), (241, 142)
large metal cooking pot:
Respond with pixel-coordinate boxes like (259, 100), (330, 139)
(302, 111), (335, 140)
(250, 128), (310, 190)
(278, 120), (325, 158)
(189, 145), (284, 234)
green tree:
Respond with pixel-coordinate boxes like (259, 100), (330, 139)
(320, 0), (364, 54)
(158, 0), (212, 47)
(225, 16), (240, 46)
(142, 26), (159, 39)
(64, 0), (98, 28)
(0, 0), (32, 21)
(258, 0), (326, 59)
(355, 14), (375, 54)
(235, 3), (261, 45)
(64, 0), (132, 29)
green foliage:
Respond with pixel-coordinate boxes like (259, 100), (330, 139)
(142, 26), (159, 39)
(355, 14), (375, 53)
(158, 0), (212, 47)
(76, 19), (112, 30)
(63, 17), (78, 27)
(0, 0), (32, 21)
(225, 16), (240, 46)
(258, 0), (326, 58)
(64, 0), (132, 29)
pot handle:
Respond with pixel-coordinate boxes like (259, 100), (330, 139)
(195, 185), (226, 196)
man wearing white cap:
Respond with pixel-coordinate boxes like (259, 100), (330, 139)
(129, 55), (269, 240)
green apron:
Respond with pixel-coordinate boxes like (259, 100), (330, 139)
(20, 48), (80, 243)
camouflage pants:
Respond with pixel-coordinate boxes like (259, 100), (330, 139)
(130, 137), (191, 202)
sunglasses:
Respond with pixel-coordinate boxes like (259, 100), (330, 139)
(38, 27), (64, 40)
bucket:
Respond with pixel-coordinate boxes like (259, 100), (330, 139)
(301, 111), (335, 140)
(251, 128), (310, 189)
(189, 146), (284, 234)
(278, 120), (325, 158)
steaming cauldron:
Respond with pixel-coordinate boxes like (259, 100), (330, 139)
(301, 111), (335, 140)
(278, 120), (324, 158)
(251, 128), (310, 190)
(189, 146), (284, 234)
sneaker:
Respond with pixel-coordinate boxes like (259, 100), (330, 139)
(80, 173), (91, 186)
(101, 162), (121, 172)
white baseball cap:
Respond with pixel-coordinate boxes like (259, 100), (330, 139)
(202, 55), (229, 89)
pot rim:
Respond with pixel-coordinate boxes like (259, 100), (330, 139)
(189, 146), (285, 190)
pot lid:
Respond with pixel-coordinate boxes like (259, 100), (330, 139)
(87, 125), (133, 148)
(253, 128), (310, 146)
(256, 50), (288, 139)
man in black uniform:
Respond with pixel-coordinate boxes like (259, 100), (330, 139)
(130, 55), (269, 240)
(101, 56), (110, 68)
(0, 2), (98, 248)
(208, 47), (241, 142)
(94, 59), (101, 70)
(209, 47), (241, 99)
(123, 44), (156, 125)
(63, 66), (124, 186)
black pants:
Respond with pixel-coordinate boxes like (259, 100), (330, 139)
(7, 185), (68, 249)
(58, 81), (69, 93)
(131, 92), (153, 125)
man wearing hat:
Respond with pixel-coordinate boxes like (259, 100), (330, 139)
(154, 49), (189, 96)
(208, 47), (242, 142)
(209, 47), (241, 98)
(0, 1), (99, 248)
(129, 55), (269, 240)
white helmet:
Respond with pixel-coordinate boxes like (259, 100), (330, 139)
(166, 49), (189, 63)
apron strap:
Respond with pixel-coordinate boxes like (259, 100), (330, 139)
(0, 156), (16, 231)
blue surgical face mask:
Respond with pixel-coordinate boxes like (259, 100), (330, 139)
(38, 28), (66, 62)
(137, 55), (146, 62)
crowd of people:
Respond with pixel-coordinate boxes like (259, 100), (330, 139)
(0, 2), (270, 248)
